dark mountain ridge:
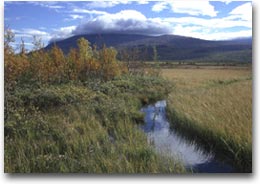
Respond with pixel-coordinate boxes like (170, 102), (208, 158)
(45, 34), (252, 63)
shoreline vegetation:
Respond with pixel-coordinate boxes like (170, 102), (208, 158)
(4, 31), (185, 173)
(163, 68), (252, 172)
(4, 29), (252, 173)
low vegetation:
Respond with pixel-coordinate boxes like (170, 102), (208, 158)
(162, 68), (252, 172)
(4, 30), (184, 173)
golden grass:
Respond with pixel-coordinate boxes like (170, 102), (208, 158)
(162, 67), (252, 171)
(162, 68), (251, 89)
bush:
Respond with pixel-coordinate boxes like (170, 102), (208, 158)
(4, 35), (128, 87)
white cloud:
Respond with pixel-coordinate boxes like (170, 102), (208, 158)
(11, 28), (51, 50)
(86, 0), (131, 9)
(13, 28), (51, 40)
(172, 24), (251, 40)
(165, 10), (252, 40)
(86, 1), (116, 8)
(70, 14), (84, 19)
(11, 42), (34, 46)
(205, 30), (252, 40)
(152, 0), (218, 17)
(49, 2), (252, 42)
(64, 14), (85, 21)
(72, 8), (108, 15)
(22, 29), (49, 36)
(72, 10), (172, 36)
(48, 5), (64, 9)
(164, 15), (251, 29)
(137, 0), (149, 5)
(10, 41), (36, 53)
(214, 0), (251, 4)
(171, 1), (217, 17)
(50, 26), (76, 42)
(229, 2), (252, 21)
(28, 1), (64, 10)
(152, 2), (169, 12)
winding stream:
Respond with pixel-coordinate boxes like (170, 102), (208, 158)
(141, 100), (235, 173)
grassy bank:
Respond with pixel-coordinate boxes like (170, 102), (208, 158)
(5, 74), (185, 173)
(162, 68), (252, 172)
(4, 35), (186, 173)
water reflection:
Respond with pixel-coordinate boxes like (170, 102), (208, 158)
(141, 100), (234, 173)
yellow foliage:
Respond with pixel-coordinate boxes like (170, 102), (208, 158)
(4, 36), (128, 86)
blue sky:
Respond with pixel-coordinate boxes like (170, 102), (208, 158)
(4, 0), (252, 51)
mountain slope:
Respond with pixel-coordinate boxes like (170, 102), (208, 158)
(46, 34), (151, 53)
(45, 34), (252, 63)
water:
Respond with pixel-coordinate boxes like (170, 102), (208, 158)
(141, 100), (234, 173)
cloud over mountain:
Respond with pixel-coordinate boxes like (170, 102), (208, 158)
(48, 1), (251, 42)
(6, 1), (252, 47)
(71, 10), (172, 36)
(50, 9), (173, 42)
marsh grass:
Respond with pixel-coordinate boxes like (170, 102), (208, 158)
(162, 68), (252, 172)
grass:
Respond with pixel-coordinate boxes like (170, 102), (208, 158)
(4, 35), (186, 173)
(4, 74), (185, 173)
(162, 67), (252, 172)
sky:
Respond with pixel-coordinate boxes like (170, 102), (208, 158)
(4, 0), (252, 51)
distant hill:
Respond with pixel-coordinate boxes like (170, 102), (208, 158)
(45, 34), (252, 63)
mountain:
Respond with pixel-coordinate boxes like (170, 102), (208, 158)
(45, 34), (252, 63)
(46, 34), (151, 53)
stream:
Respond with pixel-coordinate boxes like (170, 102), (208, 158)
(141, 100), (235, 173)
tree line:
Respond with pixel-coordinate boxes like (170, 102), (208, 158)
(4, 29), (128, 88)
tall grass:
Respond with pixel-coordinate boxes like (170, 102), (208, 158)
(162, 68), (252, 172)
(4, 74), (185, 173)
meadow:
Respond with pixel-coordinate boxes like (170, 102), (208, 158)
(4, 29), (252, 173)
(4, 33), (185, 173)
(162, 67), (252, 172)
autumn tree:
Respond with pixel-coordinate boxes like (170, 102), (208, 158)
(4, 29), (30, 84)
(5, 34), (128, 85)
(67, 48), (79, 80)
(77, 38), (93, 61)
(99, 46), (124, 80)
(28, 36), (49, 82)
(48, 44), (66, 83)
(4, 28), (15, 121)
(77, 38), (94, 79)
(4, 28), (15, 55)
